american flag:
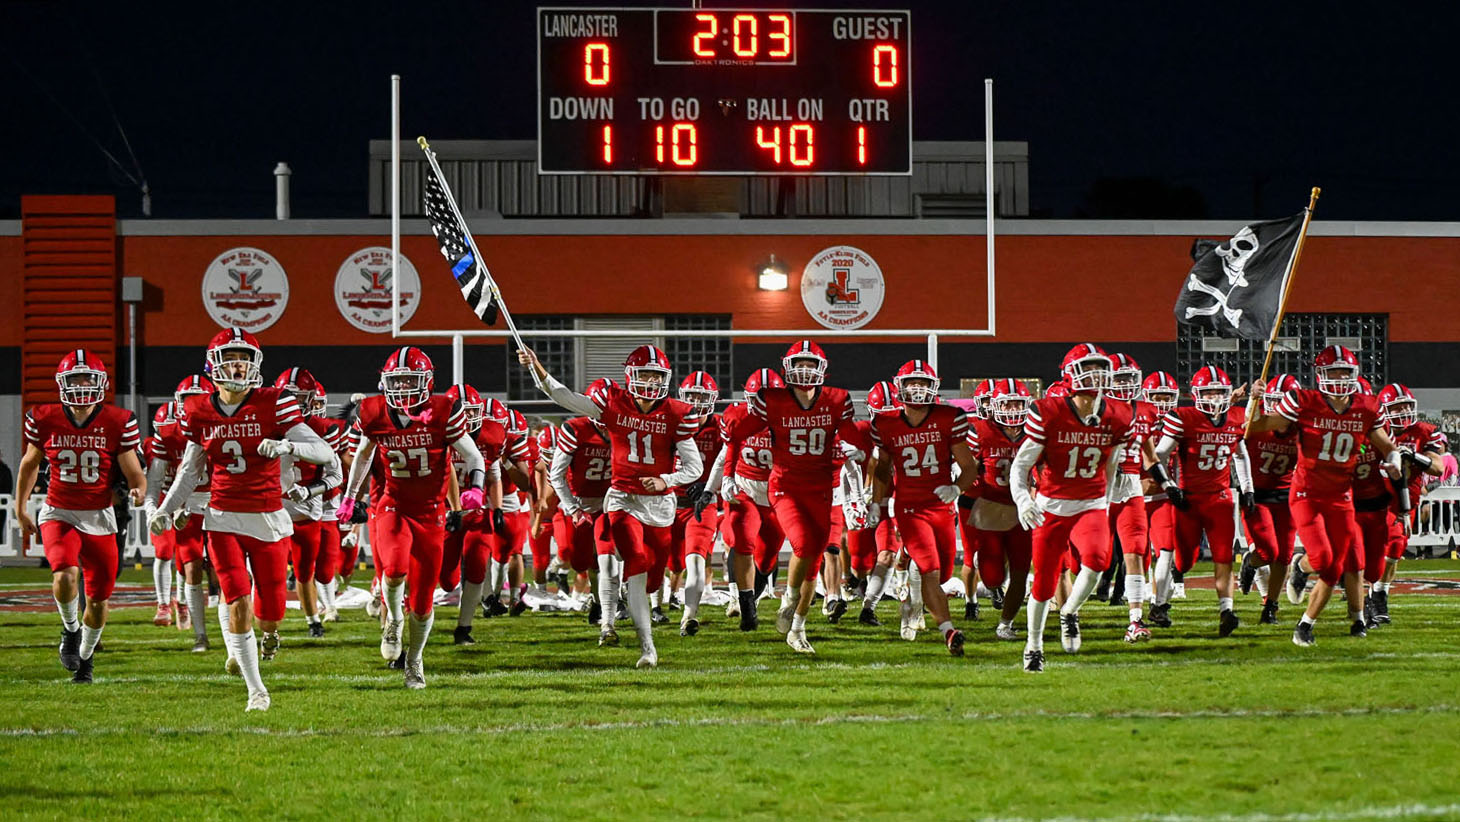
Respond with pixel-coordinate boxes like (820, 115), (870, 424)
(423, 167), (498, 325)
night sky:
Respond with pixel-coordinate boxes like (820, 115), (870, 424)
(3, 0), (1454, 221)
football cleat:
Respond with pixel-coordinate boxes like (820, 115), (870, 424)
(990, 585), (1005, 611)
(1259, 601), (1280, 624)
(191, 637), (210, 653)
(387, 651), (406, 670)
(899, 600), (917, 641)
(651, 605), (670, 625)
(739, 608), (759, 632)
(404, 657), (426, 689)
(724, 597), (740, 618)
(786, 629), (816, 654)
(1363, 596), (1378, 629)
(636, 645), (659, 669)
(1148, 603), (1173, 628)
(323, 607), (339, 623)
(1350, 619), (1368, 638)
(598, 627), (620, 647)
(381, 619), (403, 661)
(1124, 620), (1151, 644)
(913, 611), (926, 631)
(453, 626), (476, 646)
(588, 597), (602, 626)
(680, 618), (699, 637)
(59, 628), (81, 672)
(946, 629), (966, 657)
(775, 606), (794, 635)
(964, 599), (981, 621)
(827, 598), (848, 624)
(260, 631), (280, 661)
(153, 604), (172, 626)
(225, 655), (241, 676)
(1059, 613), (1082, 653)
(71, 654), (94, 684)
(1172, 583), (1187, 600)
(859, 607), (881, 627)
(1023, 649), (1045, 673)
(1286, 563), (1310, 605)
(1373, 590), (1391, 625)
(1219, 609), (1240, 638)
(308, 621), (325, 639)
(488, 597), (510, 617)
(245, 691), (271, 712)
(996, 623), (1021, 641)
(1292, 621), (1315, 647)
(509, 599), (529, 617)
(1239, 552), (1259, 595)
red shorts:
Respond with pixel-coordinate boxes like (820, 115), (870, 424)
(151, 529), (175, 562)
(895, 505), (958, 584)
(173, 514), (206, 566)
(959, 514), (978, 567)
(1386, 510), (1409, 561)
(974, 527), (1033, 590)
(1031, 508), (1110, 602)
(315, 521), (341, 583)
(770, 482), (833, 575)
(440, 520), (492, 590)
(288, 520), (321, 582)
(528, 515), (553, 570)
(1110, 494), (1149, 563)
(1173, 490), (1237, 572)
(1147, 499), (1176, 554)
(41, 521), (118, 602)
(827, 506), (846, 550)
(208, 531), (289, 622)
(606, 510), (673, 593)
(338, 524), (360, 575)
(1354, 506), (1396, 584)
(1243, 500), (1297, 567)
(562, 511), (612, 572)
(374, 507), (446, 615)
(1290, 492), (1362, 586)
(725, 494), (785, 573)
(672, 505), (718, 569)
(490, 511), (529, 562)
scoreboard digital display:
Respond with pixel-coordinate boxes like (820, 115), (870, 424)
(537, 8), (912, 174)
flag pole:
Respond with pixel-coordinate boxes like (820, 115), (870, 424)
(1244, 186), (1321, 435)
(416, 137), (540, 387)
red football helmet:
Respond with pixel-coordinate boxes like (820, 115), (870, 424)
(624, 345), (672, 401)
(1314, 345), (1361, 397)
(381, 346), (435, 410)
(782, 340), (828, 387)
(55, 349), (109, 407)
(678, 371), (719, 415)
(1108, 353), (1142, 401)
(971, 378), (995, 420)
(893, 359), (940, 405)
(990, 378), (1034, 427)
(447, 384), (485, 432)
(585, 377), (616, 411)
(483, 397), (511, 427)
(507, 408), (528, 436)
(743, 367), (785, 400)
(1263, 373), (1301, 416)
(1377, 383), (1418, 429)
(273, 367), (319, 413)
(153, 401), (177, 427)
(1142, 371), (1180, 415)
(205, 328), (264, 391)
(1061, 344), (1112, 394)
(1190, 365), (1233, 415)
(864, 381), (902, 416)
(1355, 376), (1374, 396)
(1045, 380), (1072, 400)
(174, 374), (214, 407)
(311, 382), (328, 417)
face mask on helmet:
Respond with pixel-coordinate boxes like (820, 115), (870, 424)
(627, 365), (670, 401)
(461, 401), (484, 432)
(991, 394), (1030, 426)
(1384, 397), (1417, 429)
(1193, 385), (1232, 415)
(58, 368), (108, 407)
(1317, 363), (1359, 397)
(382, 370), (432, 409)
(678, 387), (717, 414)
(208, 347), (263, 392)
(895, 375), (939, 405)
(1064, 356), (1112, 393)
(1108, 367), (1141, 401)
(783, 356), (826, 388)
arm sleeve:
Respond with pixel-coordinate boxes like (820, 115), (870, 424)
(157, 442), (206, 516)
(659, 438), (704, 489)
(449, 434), (486, 489)
(144, 458), (170, 508)
(1231, 439), (1253, 494)
(703, 447), (728, 495)
(541, 374), (601, 419)
(1153, 434), (1179, 466)
(548, 446), (581, 516)
(284, 422), (335, 465)
(343, 435), (377, 501)
(1009, 438), (1044, 508)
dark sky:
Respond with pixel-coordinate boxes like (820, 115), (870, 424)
(3, 0), (1454, 221)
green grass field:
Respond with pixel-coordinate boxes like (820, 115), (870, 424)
(2, 563), (1459, 821)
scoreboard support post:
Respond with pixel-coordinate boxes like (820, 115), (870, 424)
(985, 78), (997, 338)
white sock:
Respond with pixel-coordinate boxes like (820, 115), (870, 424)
(307, 613), (321, 625)
(863, 569), (887, 611)
(684, 554), (706, 620)
(791, 612), (806, 632)
(1153, 551), (1174, 605)
(780, 584), (794, 610)
(218, 599), (233, 656)
(407, 612), (434, 662)
(458, 580), (484, 628)
(597, 555), (620, 628)
(1060, 567), (1100, 616)
(225, 630), (267, 696)
(384, 579), (405, 623)
(1300, 613), (1315, 626)
(650, 586), (662, 608)
(625, 573), (653, 645)
(175, 569), (186, 599)
(317, 579), (334, 612)
(938, 620), (955, 637)
(186, 583), (209, 641)
(80, 624), (103, 659)
(1218, 597), (1234, 612)
(728, 581), (739, 598)
(907, 563), (924, 612)
(154, 559), (173, 605)
(1373, 581), (1388, 594)
(1026, 598), (1051, 651)
(489, 560), (507, 600)
(56, 595), (80, 632)
(1348, 607), (1361, 622)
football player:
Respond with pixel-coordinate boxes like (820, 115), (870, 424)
(548, 381), (618, 632)
(1101, 356), (1162, 641)
(1372, 383), (1446, 624)
(522, 345), (704, 667)
(273, 368), (344, 638)
(14, 350), (145, 683)
(968, 379), (1035, 640)
(339, 346), (487, 687)
(846, 381), (898, 625)
(1140, 372), (1181, 627)
(440, 386), (510, 644)
(719, 369), (786, 630)
(144, 402), (181, 628)
(1238, 374), (1301, 624)
(309, 380), (349, 623)
(672, 372), (724, 636)
(150, 330), (336, 710)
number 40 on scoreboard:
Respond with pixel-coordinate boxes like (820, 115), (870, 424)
(537, 7), (913, 175)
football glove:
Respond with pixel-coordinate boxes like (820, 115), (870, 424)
(1016, 497), (1045, 531)
(257, 438), (294, 458)
(459, 487), (485, 510)
(1165, 486), (1189, 511)
(285, 484), (311, 504)
(148, 511), (173, 535)
(933, 484), (961, 504)
(445, 510), (464, 533)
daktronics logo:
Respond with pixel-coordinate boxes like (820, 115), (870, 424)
(334, 247), (421, 333)
(201, 247), (289, 331)
(800, 245), (884, 330)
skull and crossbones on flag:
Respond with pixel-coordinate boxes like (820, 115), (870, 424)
(1174, 213), (1304, 340)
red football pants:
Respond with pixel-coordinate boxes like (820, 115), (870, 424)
(1110, 494), (1150, 565)
(725, 494), (785, 574)
(607, 510), (672, 593)
(895, 505), (958, 584)
(440, 523), (492, 590)
(1031, 508), (1110, 602)
(374, 508), (446, 615)
(846, 518), (900, 575)
(1173, 491), (1237, 572)
(770, 483), (833, 576)
(208, 531), (289, 622)
(974, 527), (1032, 591)
(490, 511), (528, 563)
(288, 520), (321, 582)
(314, 521), (341, 584)
(672, 505), (718, 571)
(173, 513), (206, 566)
(1291, 494), (1362, 586)
(41, 521), (118, 602)
(1243, 501), (1297, 567)
(528, 517), (553, 573)
(1355, 507), (1396, 585)
(151, 529), (175, 562)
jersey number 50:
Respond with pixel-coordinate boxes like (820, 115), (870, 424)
(788, 428), (826, 456)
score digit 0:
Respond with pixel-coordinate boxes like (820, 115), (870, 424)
(585, 43), (610, 85)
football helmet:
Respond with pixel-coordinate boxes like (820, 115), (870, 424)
(153, 401), (177, 427)
(1142, 372), (1179, 415)
(1262, 373), (1301, 416)
(782, 340), (828, 388)
(1377, 383), (1418, 429)
(175, 374), (215, 407)
(1108, 353), (1142, 401)
(273, 368), (319, 413)
(1061, 344), (1112, 394)
(1355, 376), (1374, 396)
(971, 379), (995, 420)
(447, 384), (484, 432)
(311, 382), (328, 417)
(205, 328), (264, 392)
(864, 380), (902, 416)
(893, 359), (940, 405)
(1045, 380), (1071, 400)
(678, 371), (720, 415)
(483, 397), (511, 427)
(507, 408), (528, 437)
(743, 368), (785, 401)
(586, 377), (616, 411)
(381, 346), (435, 410)
(990, 378), (1033, 427)
(624, 345), (672, 401)
(55, 349), (109, 407)
(1314, 345), (1361, 397)
(1190, 366), (1233, 415)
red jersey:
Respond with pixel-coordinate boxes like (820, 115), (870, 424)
(592, 382), (700, 495)
(454, 420), (527, 485)
(294, 415), (340, 487)
(354, 393), (465, 515)
(1247, 427), (1298, 494)
(968, 417), (1025, 506)
(557, 416), (613, 499)
(744, 385), (857, 487)
(677, 413), (724, 499)
(721, 402), (774, 482)
(1351, 441), (1392, 502)
(1159, 406), (1247, 495)
(1391, 420), (1446, 500)
(1025, 396), (1134, 501)
(1275, 390), (1382, 501)
(181, 388), (303, 513)
(347, 421), (390, 508)
(318, 417), (347, 500)
(24, 404), (140, 510)
(1122, 400), (1161, 475)
(871, 405), (968, 510)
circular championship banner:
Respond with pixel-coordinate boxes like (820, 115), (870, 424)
(334, 247), (421, 333)
(800, 245), (885, 330)
(201, 247), (289, 331)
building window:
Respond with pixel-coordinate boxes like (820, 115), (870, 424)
(507, 316), (576, 402)
(665, 315), (732, 399)
(1176, 313), (1388, 389)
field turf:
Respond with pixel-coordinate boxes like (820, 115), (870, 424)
(1, 563), (1459, 821)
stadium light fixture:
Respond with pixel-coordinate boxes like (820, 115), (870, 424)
(758, 255), (789, 291)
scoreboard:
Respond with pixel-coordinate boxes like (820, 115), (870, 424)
(537, 8), (912, 174)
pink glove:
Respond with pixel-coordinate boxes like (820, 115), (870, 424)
(459, 487), (485, 510)
(409, 406), (436, 425)
(336, 496), (356, 523)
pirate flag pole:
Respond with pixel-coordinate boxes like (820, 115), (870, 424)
(1243, 186), (1321, 434)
